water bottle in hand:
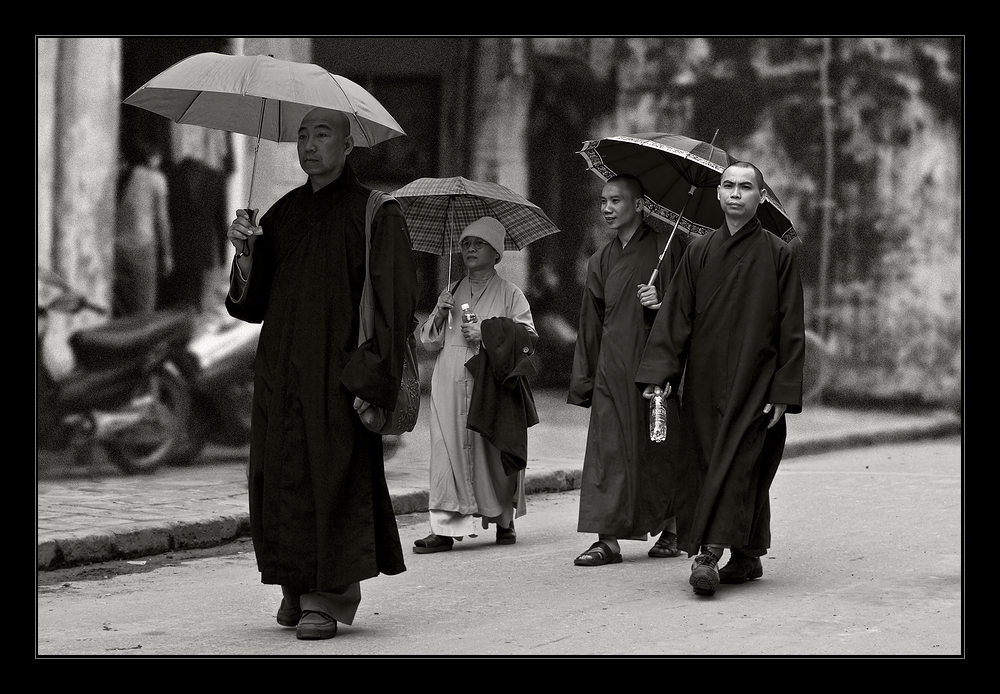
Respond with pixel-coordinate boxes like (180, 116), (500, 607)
(650, 387), (667, 443)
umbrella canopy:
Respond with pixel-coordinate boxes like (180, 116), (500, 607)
(577, 132), (796, 243)
(391, 176), (561, 256)
(123, 52), (405, 147)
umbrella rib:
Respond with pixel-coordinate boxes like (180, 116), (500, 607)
(325, 73), (373, 147)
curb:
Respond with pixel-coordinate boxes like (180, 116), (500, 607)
(783, 416), (961, 460)
(37, 418), (960, 571)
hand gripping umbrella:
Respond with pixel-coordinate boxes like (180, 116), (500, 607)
(577, 131), (796, 285)
(124, 52), (406, 220)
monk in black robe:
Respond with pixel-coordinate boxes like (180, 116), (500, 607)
(226, 108), (418, 638)
(568, 175), (686, 566)
(636, 161), (804, 596)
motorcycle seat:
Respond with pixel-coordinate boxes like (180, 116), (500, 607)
(71, 310), (194, 368)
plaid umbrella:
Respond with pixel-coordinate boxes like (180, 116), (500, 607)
(391, 177), (561, 256)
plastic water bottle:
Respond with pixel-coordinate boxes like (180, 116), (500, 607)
(650, 388), (667, 443)
(461, 303), (478, 324)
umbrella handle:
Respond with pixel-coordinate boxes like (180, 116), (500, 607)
(240, 208), (259, 226)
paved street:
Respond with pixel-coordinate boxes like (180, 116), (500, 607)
(37, 389), (962, 571)
(37, 438), (961, 657)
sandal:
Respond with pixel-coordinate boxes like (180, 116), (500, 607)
(574, 541), (623, 566)
(413, 533), (454, 554)
(648, 531), (682, 558)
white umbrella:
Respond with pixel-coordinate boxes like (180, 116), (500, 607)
(124, 52), (406, 211)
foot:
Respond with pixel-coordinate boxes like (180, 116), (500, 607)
(719, 549), (764, 584)
(648, 531), (682, 558)
(689, 551), (721, 595)
(413, 533), (454, 554)
(496, 520), (516, 545)
(296, 610), (338, 640)
(276, 597), (301, 627)
(574, 541), (623, 566)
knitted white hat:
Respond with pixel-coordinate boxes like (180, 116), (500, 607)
(459, 216), (507, 262)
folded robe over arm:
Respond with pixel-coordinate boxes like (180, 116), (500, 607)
(464, 317), (539, 476)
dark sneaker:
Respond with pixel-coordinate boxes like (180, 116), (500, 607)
(689, 551), (721, 595)
(719, 551), (763, 584)
(496, 520), (516, 545)
(276, 598), (301, 627)
(296, 610), (338, 640)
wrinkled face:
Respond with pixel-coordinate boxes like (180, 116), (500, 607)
(461, 236), (498, 271)
(297, 109), (354, 188)
(717, 165), (764, 221)
(600, 181), (641, 231)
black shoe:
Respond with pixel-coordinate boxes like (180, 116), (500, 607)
(413, 533), (454, 554)
(276, 598), (301, 627)
(296, 610), (338, 640)
(719, 550), (763, 584)
(497, 520), (516, 545)
(689, 551), (721, 595)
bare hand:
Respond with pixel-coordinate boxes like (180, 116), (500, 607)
(461, 318), (482, 344)
(637, 283), (660, 310)
(354, 396), (380, 429)
(642, 383), (672, 399)
(435, 290), (454, 320)
(763, 403), (787, 428)
(228, 208), (262, 255)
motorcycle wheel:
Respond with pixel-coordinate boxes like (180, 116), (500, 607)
(105, 364), (194, 474)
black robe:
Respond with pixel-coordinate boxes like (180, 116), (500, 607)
(568, 222), (687, 537)
(465, 317), (540, 477)
(635, 217), (804, 557)
(226, 163), (417, 589)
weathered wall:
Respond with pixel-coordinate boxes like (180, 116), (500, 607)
(37, 37), (121, 375)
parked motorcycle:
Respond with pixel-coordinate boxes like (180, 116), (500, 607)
(186, 311), (259, 447)
(37, 269), (203, 474)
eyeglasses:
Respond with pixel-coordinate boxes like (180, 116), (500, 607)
(461, 238), (489, 251)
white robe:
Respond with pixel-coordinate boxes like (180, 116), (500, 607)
(419, 272), (536, 537)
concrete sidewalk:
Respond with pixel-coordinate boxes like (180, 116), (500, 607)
(36, 391), (962, 570)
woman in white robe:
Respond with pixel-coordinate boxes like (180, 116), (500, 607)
(413, 217), (537, 553)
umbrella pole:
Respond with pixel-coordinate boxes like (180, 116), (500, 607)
(244, 98), (267, 225)
(447, 255), (453, 328)
(647, 185), (694, 286)
(447, 223), (453, 329)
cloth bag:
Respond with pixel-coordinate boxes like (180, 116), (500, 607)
(357, 190), (420, 435)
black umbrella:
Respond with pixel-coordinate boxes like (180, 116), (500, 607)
(578, 132), (797, 283)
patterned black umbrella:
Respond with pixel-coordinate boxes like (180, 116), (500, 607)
(578, 132), (797, 282)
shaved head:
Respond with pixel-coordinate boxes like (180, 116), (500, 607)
(298, 108), (354, 190)
(301, 107), (352, 136)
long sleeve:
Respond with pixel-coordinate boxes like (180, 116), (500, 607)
(767, 243), (805, 413)
(225, 207), (276, 325)
(635, 245), (696, 392)
(567, 255), (605, 408)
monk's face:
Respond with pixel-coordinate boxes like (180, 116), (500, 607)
(297, 108), (354, 188)
(717, 165), (764, 222)
(600, 181), (642, 231)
